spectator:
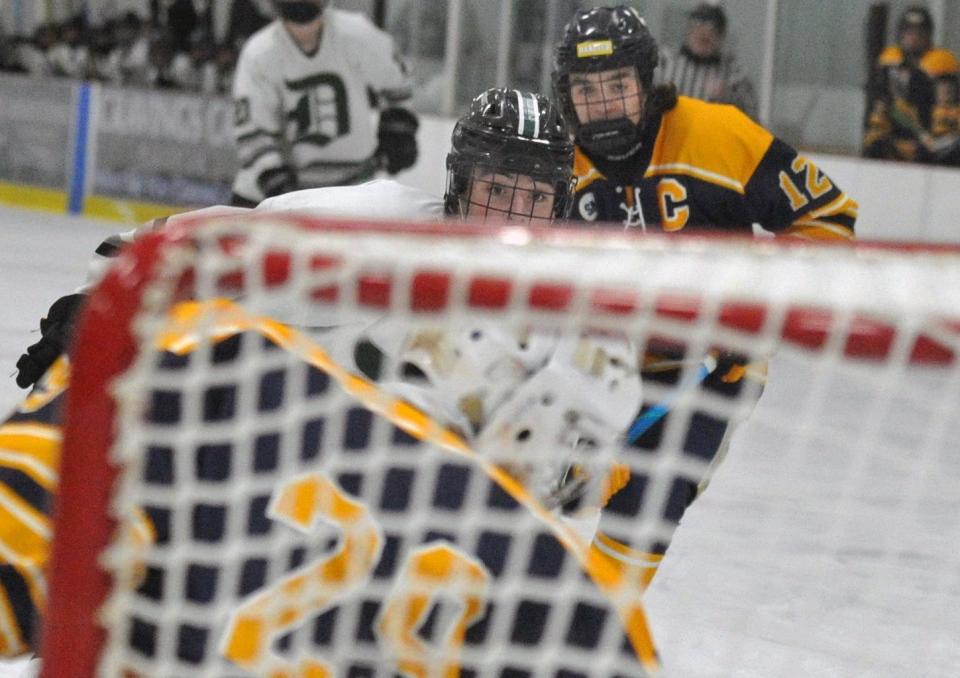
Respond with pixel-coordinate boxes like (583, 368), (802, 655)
(230, 0), (417, 206)
(655, 3), (756, 118)
(212, 41), (238, 95)
(0, 29), (27, 74)
(146, 33), (179, 89)
(88, 19), (121, 82)
(864, 5), (960, 163)
(162, 0), (200, 52)
(16, 24), (57, 77)
(226, 0), (273, 47)
(170, 28), (216, 92)
(47, 15), (89, 79)
(115, 12), (152, 86)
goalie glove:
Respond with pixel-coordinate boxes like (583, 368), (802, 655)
(376, 108), (419, 174)
(15, 293), (86, 389)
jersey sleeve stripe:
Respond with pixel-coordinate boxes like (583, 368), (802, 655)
(236, 128), (282, 144)
(801, 193), (859, 222)
(0, 567), (34, 653)
(784, 222), (856, 241)
(0, 538), (44, 604)
(0, 452), (56, 491)
(0, 587), (26, 657)
(644, 163), (745, 194)
(0, 489), (50, 542)
(0, 469), (50, 516)
(0, 423), (62, 443)
(239, 146), (284, 171)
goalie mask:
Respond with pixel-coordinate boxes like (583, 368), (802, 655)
(552, 5), (659, 158)
(445, 88), (575, 224)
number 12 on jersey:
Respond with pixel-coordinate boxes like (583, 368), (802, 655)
(778, 155), (834, 212)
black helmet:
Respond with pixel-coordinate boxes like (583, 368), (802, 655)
(552, 5), (658, 157)
(689, 3), (727, 35)
(898, 6), (933, 36)
(445, 88), (575, 222)
(274, 0), (328, 24)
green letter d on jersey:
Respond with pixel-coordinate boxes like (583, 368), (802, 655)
(286, 73), (350, 146)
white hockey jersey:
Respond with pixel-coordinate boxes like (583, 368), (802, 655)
(258, 179), (444, 221)
(82, 181), (443, 292)
(231, 10), (412, 203)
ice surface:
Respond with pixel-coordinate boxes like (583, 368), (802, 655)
(1, 206), (958, 677)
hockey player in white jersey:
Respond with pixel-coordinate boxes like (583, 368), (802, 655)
(362, 88), (640, 511)
(230, 0), (418, 206)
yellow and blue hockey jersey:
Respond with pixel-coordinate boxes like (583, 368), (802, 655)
(571, 96), (857, 239)
(0, 360), (68, 655)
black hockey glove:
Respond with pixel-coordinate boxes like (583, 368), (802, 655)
(15, 293), (86, 389)
(376, 108), (419, 174)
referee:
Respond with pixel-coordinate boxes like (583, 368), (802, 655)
(656, 3), (757, 118)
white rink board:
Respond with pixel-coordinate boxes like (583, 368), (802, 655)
(1, 205), (959, 677)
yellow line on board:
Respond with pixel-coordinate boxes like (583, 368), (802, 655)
(0, 181), (191, 224)
(83, 195), (189, 224)
(0, 182), (67, 212)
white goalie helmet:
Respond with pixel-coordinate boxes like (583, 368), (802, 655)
(389, 324), (558, 433)
(371, 319), (642, 507)
(474, 332), (642, 507)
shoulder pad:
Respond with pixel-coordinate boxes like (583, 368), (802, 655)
(573, 147), (605, 192)
(877, 45), (904, 67)
(652, 97), (773, 190)
(327, 8), (380, 39)
(921, 49), (960, 77)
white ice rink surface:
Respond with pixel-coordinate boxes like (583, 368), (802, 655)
(1, 204), (959, 677)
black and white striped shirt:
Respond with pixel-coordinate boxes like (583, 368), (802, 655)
(656, 46), (757, 119)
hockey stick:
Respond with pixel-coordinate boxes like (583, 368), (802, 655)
(643, 356), (768, 383)
(626, 354), (719, 444)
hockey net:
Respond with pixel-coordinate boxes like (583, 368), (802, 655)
(40, 213), (960, 677)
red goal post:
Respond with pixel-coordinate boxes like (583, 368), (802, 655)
(40, 212), (960, 677)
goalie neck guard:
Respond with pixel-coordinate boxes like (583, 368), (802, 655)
(444, 88), (575, 222)
(552, 5), (659, 158)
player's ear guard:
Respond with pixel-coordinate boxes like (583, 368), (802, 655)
(15, 293), (87, 389)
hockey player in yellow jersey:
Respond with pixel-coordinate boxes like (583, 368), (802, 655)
(865, 5), (960, 163)
(549, 4), (857, 593)
(553, 5), (857, 239)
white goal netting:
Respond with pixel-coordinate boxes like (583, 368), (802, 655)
(40, 214), (960, 677)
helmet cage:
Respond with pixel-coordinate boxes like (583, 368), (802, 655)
(552, 6), (658, 136)
(445, 153), (575, 224)
(560, 64), (645, 128)
(444, 91), (575, 223)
